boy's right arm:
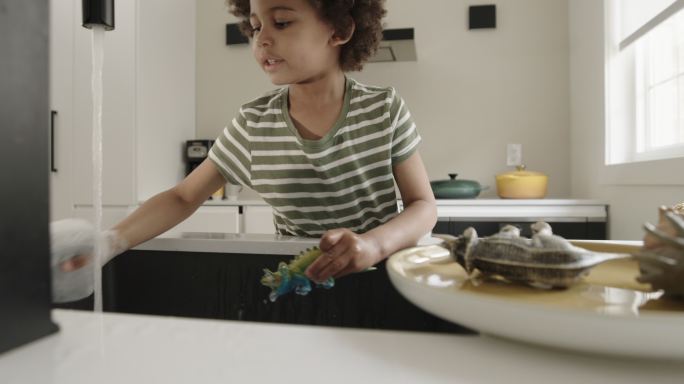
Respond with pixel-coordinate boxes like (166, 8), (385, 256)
(56, 158), (227, 271)
(111, 158), (227, 253)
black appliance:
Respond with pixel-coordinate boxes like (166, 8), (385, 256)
(184, 140), (214, 176)
(0, 0), (59, 354)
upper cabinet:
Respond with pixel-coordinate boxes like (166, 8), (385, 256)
(50, 0), (196, 220)
(49, 0), (75, 220)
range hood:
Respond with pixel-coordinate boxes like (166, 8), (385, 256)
(368, 28), (417, 63)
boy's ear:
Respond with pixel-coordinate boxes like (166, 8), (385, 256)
(330, 20), (355, 47)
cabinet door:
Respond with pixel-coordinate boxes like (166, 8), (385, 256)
(49, 0), (75, 220)
(492, 221), (590, 239)
(586, 222), (607, 240)
(447, 220), (606, 240)
(161, 206), (241, 237)
(243, 206), (276, 234)
(450, 221), (500, 237)
(432, 219), (450, 236)
(544, 222), (587, 239)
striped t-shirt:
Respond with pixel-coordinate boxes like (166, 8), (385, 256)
(209, 77), (421, 237)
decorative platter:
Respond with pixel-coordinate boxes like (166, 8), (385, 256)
(387, 240), (684, 359)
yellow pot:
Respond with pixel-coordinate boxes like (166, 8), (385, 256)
(496, 165), (548, 199)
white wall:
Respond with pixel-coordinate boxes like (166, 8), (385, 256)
(196, 0), (571, 199)
(569, 0), (684, 239)
(70, 0), (196, 206)
(137, 0), (196, 201)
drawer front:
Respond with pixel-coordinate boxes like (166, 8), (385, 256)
(162, 206), (240, 236)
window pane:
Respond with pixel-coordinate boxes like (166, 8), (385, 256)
(606, 1), (684, 164)
(619, 0), (677, 42)
(648, 21), (676, 84)
(647, 80), (678, 149)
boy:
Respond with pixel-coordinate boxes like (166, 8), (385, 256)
(55, 0), (436, 298)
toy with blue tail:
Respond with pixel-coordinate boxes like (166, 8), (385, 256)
(260, 247), (334, 302)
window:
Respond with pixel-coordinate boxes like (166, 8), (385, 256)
(605, 0), (684, 165)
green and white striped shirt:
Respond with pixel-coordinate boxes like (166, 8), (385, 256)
(209, 77), (421, 237)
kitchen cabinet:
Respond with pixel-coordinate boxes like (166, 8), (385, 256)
(54, 235), (470, 333)
(444, 220), (606, 240)
(49, 0), (195, 223)
(160, 206), (241, 237)
(429, 199), (608, 240)
(49, 0), (75, 221)
(127, 202), (275, 236)
(242, 205), (276, 234)
(192, 201), (276, 234)
(178, 199), (608, 238)
(101, 250), (470, 334)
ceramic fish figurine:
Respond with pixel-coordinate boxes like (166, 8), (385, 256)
(260, 247), (334, 302)
(438, 222), (631, 289)
(635, 205), (684, 299)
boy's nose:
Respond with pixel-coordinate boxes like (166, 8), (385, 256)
(257, 37), (272, 47)
(255, 29), (273, 47)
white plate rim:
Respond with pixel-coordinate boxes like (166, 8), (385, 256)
(386, 245), (684, 360)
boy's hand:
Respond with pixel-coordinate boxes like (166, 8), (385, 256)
(60, 253), (92, 272)
(50, 219), (128, 303)
(305, 228), (382, 282)
(51, 219), (96, 303)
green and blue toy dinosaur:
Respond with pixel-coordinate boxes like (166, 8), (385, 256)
(260, 247), (334, 302)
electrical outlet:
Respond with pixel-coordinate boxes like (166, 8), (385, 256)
(507, 143), (522, 166)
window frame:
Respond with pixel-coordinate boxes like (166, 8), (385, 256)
(633, 12), (684, 162)
(601, 0), (684, 186)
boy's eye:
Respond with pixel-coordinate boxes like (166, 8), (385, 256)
(274, 21), (291, 29)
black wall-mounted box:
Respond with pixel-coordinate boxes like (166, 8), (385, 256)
(382, 28), (414, 41)
(469, 4), (497, 29)
(226, 23), (249, 45)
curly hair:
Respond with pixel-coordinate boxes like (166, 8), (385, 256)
(227, 0), (386, 72)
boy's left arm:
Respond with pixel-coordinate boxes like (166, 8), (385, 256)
(306, 151), (437, 281)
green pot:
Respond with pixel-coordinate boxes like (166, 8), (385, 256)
(430, 173), (488, 199)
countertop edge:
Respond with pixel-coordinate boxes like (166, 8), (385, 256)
(133, 233), (319, 255)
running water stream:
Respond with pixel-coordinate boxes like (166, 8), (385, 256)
(91, 25), (105, 312)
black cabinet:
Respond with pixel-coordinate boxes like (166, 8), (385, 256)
(59, 250), (476, 335)
(433, 220), (450, 235)
(434, 219), (607, 240)
(426, 200), (609, 240)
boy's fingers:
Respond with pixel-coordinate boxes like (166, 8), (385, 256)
(307, 242), (350, 281)
(59, 254), (92, 272)
(319, 228), (348, 252)
(308, 229), (345, 278)
(333, 264), (357, 279)
(314, 253), (350, 281)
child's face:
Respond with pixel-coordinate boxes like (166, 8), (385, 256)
(249, 0), (342, 85)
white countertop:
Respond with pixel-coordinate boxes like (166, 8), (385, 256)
(136, 233), (319, 255)
(431, 198), (607, 206)
(203, 198), (607, 207)
(201, 198), (271, 206)
(430, 199), (607, 220)
(1, 309), (682, 384)
(200, 198), (608, 221)
(136, 233), (443, 255)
